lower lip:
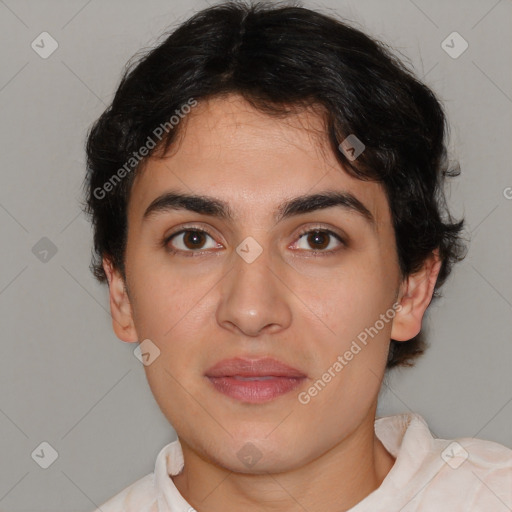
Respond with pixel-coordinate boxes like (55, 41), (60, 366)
(206, 376), (306, 403)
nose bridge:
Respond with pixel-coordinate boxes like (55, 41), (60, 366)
(216, 237), (292, 336)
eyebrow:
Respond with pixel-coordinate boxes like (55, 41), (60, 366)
(142, 189), (376, 229)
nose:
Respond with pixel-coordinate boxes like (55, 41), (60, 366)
(216, 244), (293, 337)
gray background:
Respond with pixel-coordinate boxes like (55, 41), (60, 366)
(0, 0), (511, 510)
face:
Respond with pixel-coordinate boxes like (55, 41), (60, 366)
(105, 93), (438, 474)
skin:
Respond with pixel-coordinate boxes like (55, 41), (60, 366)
(104, 93), (441, 512)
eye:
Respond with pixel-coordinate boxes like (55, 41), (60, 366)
(165, 228), (221, 254)
(291, 228), (345, 254)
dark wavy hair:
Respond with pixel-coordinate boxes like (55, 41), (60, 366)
(82, 0), (468, 368)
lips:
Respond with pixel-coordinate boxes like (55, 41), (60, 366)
(205, 357), (307, 403)
(205, 357), (306, 378)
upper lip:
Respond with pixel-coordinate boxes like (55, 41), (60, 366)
(205, 357), (306, 378)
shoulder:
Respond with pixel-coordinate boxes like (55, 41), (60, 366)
(416, 417), (512, 509)
(375, 413), (512, 510)
(90, 472), (159, 512)
(433, 431), (512, 474)
(426, 435), (512, 509)
(436, 433), (512, 482)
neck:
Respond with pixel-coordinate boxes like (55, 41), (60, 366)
(171, 405), (395, 512)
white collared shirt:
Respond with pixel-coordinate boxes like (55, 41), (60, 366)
(92, 413), (512, 511)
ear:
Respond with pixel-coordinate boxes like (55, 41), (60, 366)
(103, 257), (138, 343)
(390, 248), (442, 342)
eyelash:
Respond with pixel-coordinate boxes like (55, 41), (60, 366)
(162, 224), (346, 257)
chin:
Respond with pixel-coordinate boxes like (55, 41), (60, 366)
(210, 434), (304, 475)
(222, 451), (300, 475)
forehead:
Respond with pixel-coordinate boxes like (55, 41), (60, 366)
(129, 94), (390, 230)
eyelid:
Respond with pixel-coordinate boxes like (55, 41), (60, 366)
(165, 223), (217, 240)
(294, 223), (346, 241)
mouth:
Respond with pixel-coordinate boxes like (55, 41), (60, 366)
(204, 357), (307, 403)
(205, 375), (306, 403)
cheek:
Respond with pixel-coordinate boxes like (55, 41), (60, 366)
(292, 260), (390, 340)
(128, 264), (215, 379)
(292, 263), (395, 392)
(127, 254), (202, 339)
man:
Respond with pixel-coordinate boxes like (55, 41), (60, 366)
(83, 2), (511, 510)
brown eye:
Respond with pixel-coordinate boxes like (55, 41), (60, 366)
(292, 228), (345, 253)
(182, 230), (207, 249)
(166, 229), (219, 253)
(306, 231), (330, 250)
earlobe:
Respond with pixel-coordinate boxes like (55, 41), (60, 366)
(103, 257), (139, 343)
(390, 249), (442, 342)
